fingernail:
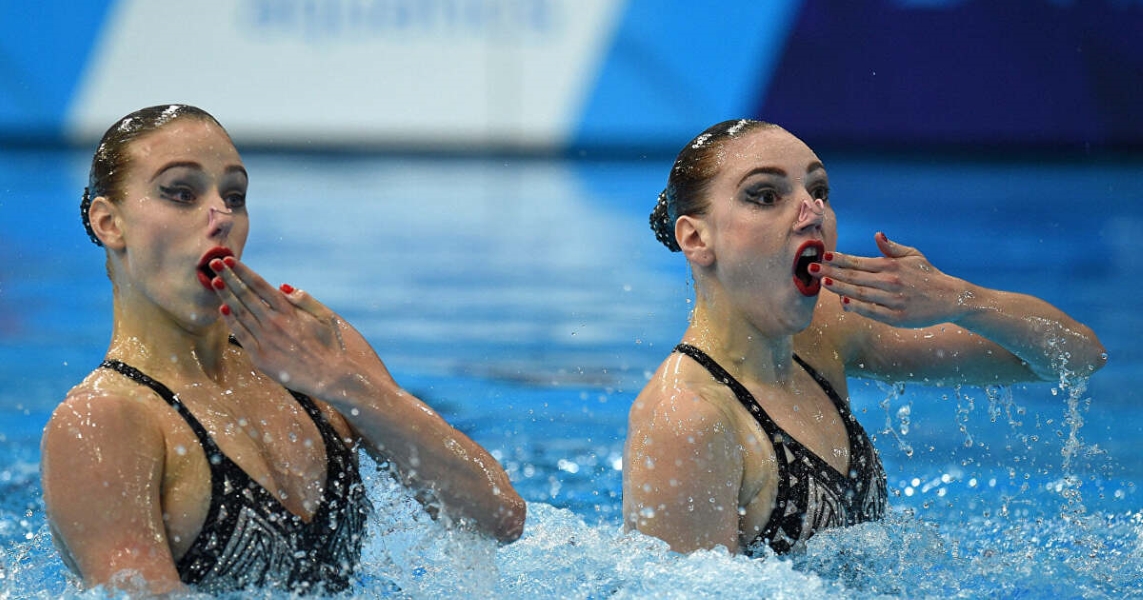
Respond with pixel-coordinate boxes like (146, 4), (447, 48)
(220, 304), (231, 316)
(223, 256), (236, 268)
(880, 232), (890, 243)
(823, 277), (834, 286)
(808, 263), (821, 274)
(212, 277), (225, 290)
(823, 252), (834, 262)
(280, 283), (295, 294)
(842, 296), (850, 305)
(210, 258), (225, 272)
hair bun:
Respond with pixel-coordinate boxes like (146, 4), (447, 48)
(649, 189), (681, 252)
(80, 187), (102, 247)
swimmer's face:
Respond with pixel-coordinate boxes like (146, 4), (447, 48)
(690, 127), (838, 331)
(103, 118), (249, 324)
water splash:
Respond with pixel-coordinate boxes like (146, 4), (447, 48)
(3, 474), (1142, 598)
(877, 381), (913, 457)
(952, 385), (976, 449)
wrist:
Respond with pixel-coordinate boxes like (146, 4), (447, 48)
(320, 365), (401, 412)
(948, 280), (991, 326)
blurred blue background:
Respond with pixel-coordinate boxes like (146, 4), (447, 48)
(2, 0), (1141, 152)
(3, 4), (1143, 596)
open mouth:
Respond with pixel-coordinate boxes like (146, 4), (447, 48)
(792, 240), (825, 297)
(196, 246), (234, 290)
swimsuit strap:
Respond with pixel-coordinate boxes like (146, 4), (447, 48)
(99, 359), (225, 461)
(99, 358), (349, 492)
(672, 344), (888, 554)
(791, 353), (853, 422)
(97, 355), (368, 593)
(672, 343), (800, 545)
(673, 344), (790, 442)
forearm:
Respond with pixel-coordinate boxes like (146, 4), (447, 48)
(321, 367), (525, 542)
(954, 283), (1107, 381)
(209, 264), (526, 538)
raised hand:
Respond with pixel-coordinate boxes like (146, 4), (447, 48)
(815, 232), (972, 329)
(208, 257), (392, 401)
(208, 257), (526, 541)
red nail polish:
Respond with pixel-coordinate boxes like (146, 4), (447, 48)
(842, 296), (850, 305)
(212, 277), (225, 290)
(223, 256), (236, 268)
(823, 252), (834, 262)
(220, 304), (231, 316)
(280, 283), (295, 294)
(808, 263), (821, 274)
(210, 258), (224, 272)
(823, 277), (834, 286)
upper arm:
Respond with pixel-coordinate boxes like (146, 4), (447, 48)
(623, 387), (743, 554)
(41, 393), (184, 593)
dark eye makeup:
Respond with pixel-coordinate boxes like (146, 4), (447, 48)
(158, 184), (197, 203)
(743, 186), (781, 206)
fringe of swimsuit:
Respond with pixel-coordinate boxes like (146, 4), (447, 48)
(673, 344), (888, 555)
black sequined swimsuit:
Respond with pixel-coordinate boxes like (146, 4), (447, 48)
(100, 359), (371, 594)
(674, 344), (887, 555)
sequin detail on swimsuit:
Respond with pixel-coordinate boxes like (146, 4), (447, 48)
(100, 359), (371, 594)
(673, 344), (887, 555)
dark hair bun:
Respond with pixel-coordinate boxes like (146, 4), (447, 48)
(649, 189), (681, 252)
(80, 187), (101, 246)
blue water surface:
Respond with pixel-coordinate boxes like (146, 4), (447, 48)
(1, 148), (1141, 598)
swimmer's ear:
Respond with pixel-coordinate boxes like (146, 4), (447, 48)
(88, 196), (125, 250)
(676, 215), (714, 267)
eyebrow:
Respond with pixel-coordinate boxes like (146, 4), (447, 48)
(150, 161), (248, 182)
(737, 161), (825, 186)
(737, 166), (785, 187)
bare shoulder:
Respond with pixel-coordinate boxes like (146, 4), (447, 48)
(628, 354), (743, 444)
(45, 371), (167, 449)
(42, 373), (171, 493)
(42, 370), (169, 521)
(42, 370), (183, 589)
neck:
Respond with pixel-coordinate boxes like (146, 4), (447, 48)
(682, 293), (798, 387)
(106, 293), (232, 382)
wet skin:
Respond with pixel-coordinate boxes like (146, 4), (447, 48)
(623, 125), (1107, 554)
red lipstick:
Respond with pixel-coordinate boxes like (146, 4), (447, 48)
(197, 246), (234, 290)
(792, 240), (825, 297)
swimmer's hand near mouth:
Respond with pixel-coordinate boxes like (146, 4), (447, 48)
(208, 256), (358, 399)
(813, 232), (981, 329)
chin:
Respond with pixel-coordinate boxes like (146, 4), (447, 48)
(787, 292), (819, 332)
(179, 295), (224, 328)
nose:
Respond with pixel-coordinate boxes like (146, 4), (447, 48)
(795, 197), (825, 231)
(206, 197), (234, 238)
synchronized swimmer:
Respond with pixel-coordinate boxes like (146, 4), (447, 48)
(41, 105), (525, 596)
(39, 109), (1106, 594)
(623, 119), (1105, 555)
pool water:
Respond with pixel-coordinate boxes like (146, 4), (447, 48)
(1, 149), (1141, 598)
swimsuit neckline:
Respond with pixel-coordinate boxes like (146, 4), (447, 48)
(100, 358), (339, 525)
(674, 343), (856, 479)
